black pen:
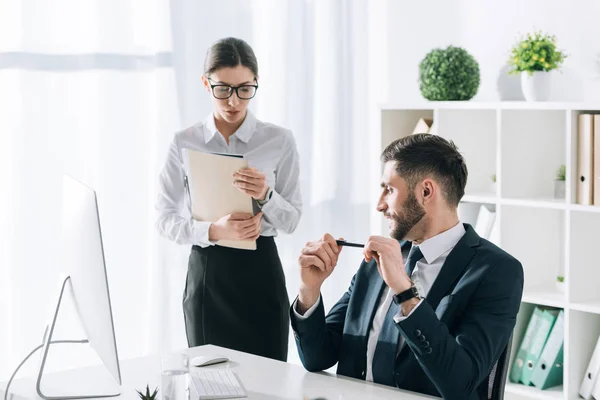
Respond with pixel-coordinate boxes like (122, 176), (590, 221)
(336, 240), (365, 248)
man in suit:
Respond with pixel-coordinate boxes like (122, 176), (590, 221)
(291, 134), (524, 400)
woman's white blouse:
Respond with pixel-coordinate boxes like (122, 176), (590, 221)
(155, 111), (302, 247)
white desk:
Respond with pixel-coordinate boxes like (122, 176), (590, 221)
(1, 345), (437, 400)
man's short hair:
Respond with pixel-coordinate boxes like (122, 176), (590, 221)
(381, 133), (468, 207)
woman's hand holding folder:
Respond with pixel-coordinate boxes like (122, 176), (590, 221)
(233, 167), (269, 200)
(208, 212), (263, 242)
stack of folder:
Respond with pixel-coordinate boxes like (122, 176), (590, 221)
(509, 307), (563, 390)
(576, 114), (600, 206)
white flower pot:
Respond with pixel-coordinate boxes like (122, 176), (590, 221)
(521, 71), (552, 101)
(554, 180), (565, 200)
(556, 280), (565, 293)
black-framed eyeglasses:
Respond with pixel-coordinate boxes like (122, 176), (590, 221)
(207, 78), (259, 100)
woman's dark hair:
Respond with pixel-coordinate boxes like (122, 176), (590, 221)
(381, 133), (468, 207)
(204, 37), (258, 77)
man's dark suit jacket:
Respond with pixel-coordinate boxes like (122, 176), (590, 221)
(291, 224), (524, 400)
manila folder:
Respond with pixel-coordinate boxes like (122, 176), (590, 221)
(183, 148), (256, 250)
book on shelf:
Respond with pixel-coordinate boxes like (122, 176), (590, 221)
(594, 115), (600, 206)
(530, 309), (564, 390)
(510, 307), (543, 383)
(474, 204), (496, 240)
(412, 118), (437, 135)
(579, 334), (600, 399)
(577, 114), (594, 205)
(510, 306), (561, 387)
(519, 307), (559, 386)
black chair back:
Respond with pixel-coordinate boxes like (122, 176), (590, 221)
(488, 335), (513, 400)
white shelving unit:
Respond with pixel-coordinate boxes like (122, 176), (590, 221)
(374, 101), (600, 400)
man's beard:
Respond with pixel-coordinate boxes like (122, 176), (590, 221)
(388, 192), (426, 241)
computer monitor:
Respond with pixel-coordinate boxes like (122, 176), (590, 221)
(35, 175), (122, 399)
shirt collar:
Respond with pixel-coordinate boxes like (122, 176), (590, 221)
(203, 110), (257, 144)
(416, 222), (466, 264)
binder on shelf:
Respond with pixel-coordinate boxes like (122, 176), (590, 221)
(592, 375), (600, 400)
(474, 204), (496, 240)
(593, 115), (600, 206)
(183, 148), (256, 250)
(577, 114), (594, 205)
(530, 310), (564, 390)
(510, 307), (543, 383)
(579, 334), (600, 399)
(519, 307), (559, 386)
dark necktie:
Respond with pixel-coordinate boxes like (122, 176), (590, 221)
(371, 245), (423, 385)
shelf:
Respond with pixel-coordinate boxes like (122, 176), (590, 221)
(502, 197), (567, 210)
(379, 101), (600, 111)
(461, 193), (498, 204)
(505, 383), (563, 399)
(522, 289), (566, 309)
(570, 299), (600, 315)
(569, 203), (600, 213)
(461, 195), (571, 209)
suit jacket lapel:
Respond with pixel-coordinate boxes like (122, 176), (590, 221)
(424, 224), (480, 310)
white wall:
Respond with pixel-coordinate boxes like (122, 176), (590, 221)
(387, 0), (600, 103)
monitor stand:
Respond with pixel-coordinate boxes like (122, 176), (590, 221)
(36, 276), (121, 400)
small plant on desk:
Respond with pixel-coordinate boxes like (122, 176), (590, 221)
(136, 385), (159, 400)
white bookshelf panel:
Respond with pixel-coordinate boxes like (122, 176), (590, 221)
(501, 206), (565, 299)
(501, 110), (566, 201)
(381, 109), (433, 150)
(568, 211), (600, 304)
(437, 109), (497, 197)
(505, 383), (563, 400)
(567, 310), (600, 400)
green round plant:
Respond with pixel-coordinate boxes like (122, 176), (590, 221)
(419, 46), (480, 101)
(508, 31), (566, 76)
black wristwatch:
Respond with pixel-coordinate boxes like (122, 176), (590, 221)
(393, 285), (420, 305)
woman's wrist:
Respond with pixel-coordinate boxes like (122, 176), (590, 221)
(208, 223), (220, 241)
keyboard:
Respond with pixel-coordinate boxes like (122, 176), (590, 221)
(190, 369), (247, 399)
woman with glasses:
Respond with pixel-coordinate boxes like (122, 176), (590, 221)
(156, 37), (302, 361)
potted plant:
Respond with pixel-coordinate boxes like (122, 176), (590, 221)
(556, 275), (565, 293)
(419, 46), (480, 101)
(554, 164), (566, 200)
(136, 385), (159, 400)
(508, 31), (566, 101)
(490, 174), (497, 194)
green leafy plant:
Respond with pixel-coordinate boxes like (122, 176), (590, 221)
(419, 46), (480, 101)
(136, 385), (159, 400)
(556, 164), (566, 181)
(491, 174), (497, 183)
(508, 31), (566, 76)
(557, 276), (564, 283)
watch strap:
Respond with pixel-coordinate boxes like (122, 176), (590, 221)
(393, 285), (419, 305)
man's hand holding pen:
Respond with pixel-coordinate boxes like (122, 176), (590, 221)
(297, 234), (412, 312)
(297, 233), (344, 314)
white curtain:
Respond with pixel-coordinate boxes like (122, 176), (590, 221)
(0, 0), (185, 378)
(0, 0), (389, 379)
(249, 0), (389, 363)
